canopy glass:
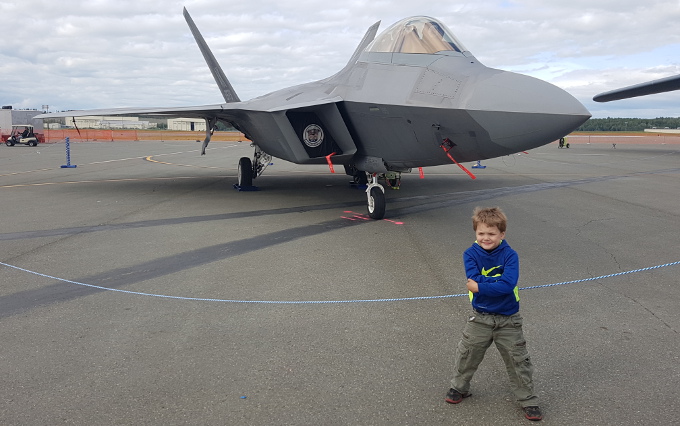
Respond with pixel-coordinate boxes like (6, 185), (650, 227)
(366, 16), (468, 55)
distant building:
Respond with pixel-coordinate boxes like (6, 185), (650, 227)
(167, 118), (207, 131)
(0, 107), (44, 135)
(63, 116), (157, 129)
(2, 108), (210, 134)
(643, 128), (680, 134)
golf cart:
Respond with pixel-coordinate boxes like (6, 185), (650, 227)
(5, 124), (39, 146)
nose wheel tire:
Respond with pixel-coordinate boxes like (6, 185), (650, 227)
(367, 186), (386, 219)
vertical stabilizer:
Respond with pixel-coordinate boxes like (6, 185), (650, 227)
(183, 7), (240, 103)
(344, 21), (381, 70)
(325, 20), (380, 83)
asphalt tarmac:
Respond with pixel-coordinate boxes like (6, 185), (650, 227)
(1, 139), (679, 425)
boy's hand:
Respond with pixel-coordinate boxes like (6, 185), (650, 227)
(466, 279), (479, 293)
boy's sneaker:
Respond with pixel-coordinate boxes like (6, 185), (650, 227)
(444, 388), (471, 404)
(523, 406), (543, 421)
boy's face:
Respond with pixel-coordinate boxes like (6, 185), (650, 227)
(475, 223), (505, 251)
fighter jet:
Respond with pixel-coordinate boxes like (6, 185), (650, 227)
(38, 8), (591, 219)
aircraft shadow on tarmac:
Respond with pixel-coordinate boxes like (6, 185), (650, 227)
(3, 167), (677, 320)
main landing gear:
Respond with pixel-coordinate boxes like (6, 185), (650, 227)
(236, 145), (272, 188)
(237, 157), (253, 187)
(235, 149), (389, 220)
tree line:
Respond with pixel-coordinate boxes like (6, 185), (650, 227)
(577, 117), (680, 132)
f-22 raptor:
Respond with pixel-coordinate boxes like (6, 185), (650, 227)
(39, 8), (591, 219)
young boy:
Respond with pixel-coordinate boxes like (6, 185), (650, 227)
(445, 207), (542, 421)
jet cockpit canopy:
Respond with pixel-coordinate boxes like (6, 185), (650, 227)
(365, 16), (469, 55)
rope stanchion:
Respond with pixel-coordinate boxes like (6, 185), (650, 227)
(60, 137), (77, 168)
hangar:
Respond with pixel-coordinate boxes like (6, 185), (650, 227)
(167, 118), (207, 131)
(64, 116), (156, 130)
(0, 107), (44, 139)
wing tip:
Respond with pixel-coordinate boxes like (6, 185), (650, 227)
(593, 74), (680, 103)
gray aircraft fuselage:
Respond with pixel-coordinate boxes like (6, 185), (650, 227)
(37, 13), (591, 218)
(201, 23), (589, 173)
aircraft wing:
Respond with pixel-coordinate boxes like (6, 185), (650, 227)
(35, 104), (248, 131)
(36, 4), (349, 138)
(37, 104), (227, 120)
(593, 74), (680, 102)
(35, 97), (343, 121)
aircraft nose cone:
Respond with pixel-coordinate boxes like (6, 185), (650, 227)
(465, 70), (590, 151)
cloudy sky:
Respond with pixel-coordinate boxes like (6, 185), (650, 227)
(2, 0), (679, 118)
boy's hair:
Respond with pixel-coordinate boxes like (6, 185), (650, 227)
(472, 207), (507, 233)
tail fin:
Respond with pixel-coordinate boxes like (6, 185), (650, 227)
(325, 20), (380, 82)
(183, 7), (240, 103)
(343, 21), (381, 71)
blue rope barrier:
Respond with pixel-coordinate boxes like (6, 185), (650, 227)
(1, 260), (679, 305)
(520, 261), (680, 290)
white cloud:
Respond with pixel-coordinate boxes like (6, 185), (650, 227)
(1, 0), (678, 117)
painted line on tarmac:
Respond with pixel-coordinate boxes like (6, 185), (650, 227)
(144, 156), (223, 169)
(0, 175), (225, 189)
(0, 168), (56, 177)
(0, 145), (235, 177)
(1, 260), (678, 305)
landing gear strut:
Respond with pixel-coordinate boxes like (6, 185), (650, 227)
(252, 145), (272, 178)
(353, 170), (368, 185)
(366, 173), (386, 219)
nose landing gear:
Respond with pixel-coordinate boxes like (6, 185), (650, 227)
(366, 173), (386, 219)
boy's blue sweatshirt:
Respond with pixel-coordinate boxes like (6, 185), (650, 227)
(463, 239), (520, 315)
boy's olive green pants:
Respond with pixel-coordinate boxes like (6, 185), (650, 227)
(450, 311), (539, 407)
